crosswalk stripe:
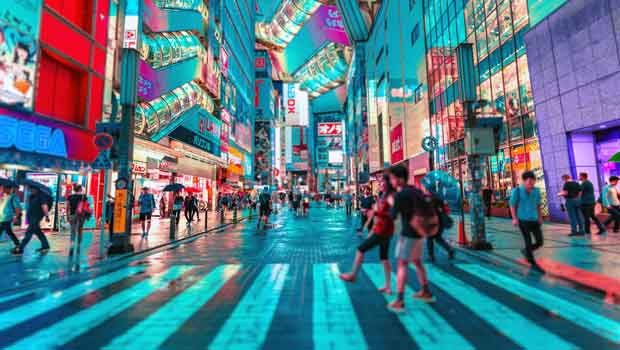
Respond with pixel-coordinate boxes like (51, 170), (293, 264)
(0, 266), (146, 332)
(102, 264), (241, 350)
(0, 290), (34, 304)
(208, 264), (289, 350)
(424, 264), (576, 350)
(457, 263), (620, 343)
(363, 264), (473, 350)
(313, 263), (367, 350)
(4, 265), (195, 350)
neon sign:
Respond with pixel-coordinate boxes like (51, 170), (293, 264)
(0, 115), (68, 158)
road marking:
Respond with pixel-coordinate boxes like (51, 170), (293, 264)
(425, 264), (576, 350)
(103, 264), (241, 350)
(363, 264), (473, 350)
(313, 263), (367, 350)
(458, 263), (620, 343)
(4, 265), (194, 350)
(208, 264), (289, 350)
(0, 266), (146, 331)
(0, 290), (34, 304)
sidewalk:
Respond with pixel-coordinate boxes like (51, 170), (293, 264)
(0, 209), (254, 292)
(443, 215), (620, 296)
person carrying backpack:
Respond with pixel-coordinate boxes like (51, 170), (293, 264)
(67, 184), (91, 255)
(258, 187), (271, 229)
(510, 171), (544, 273)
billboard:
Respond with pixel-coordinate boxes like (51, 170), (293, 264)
(318, 122), (343, 136)
(283, 83), (309, 126)
(0, 0), (43, 110)
(254, 121), (271, 184)
(390, 123), (404, 164)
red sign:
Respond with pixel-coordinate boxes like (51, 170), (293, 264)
(220, 109), (231, 125)
(318, 122), (343, 136)
(255, 57), (266, 69)
(131, 162), (147, 174)
(390, 123), (404, 164)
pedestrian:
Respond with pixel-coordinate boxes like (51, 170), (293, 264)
(302, 191), (310, 216)
(0, 185), (21, 249)
(559, 174), (585, 236)
(388, 165), (440, 311)
(424, 188), (455, 262)
(257, 186), (271, 229)
(105, 194), (114, 242)
(67, 184), (91, 255)
(482, 186), (493, 218)
(343, 190), (353, 216)
(159, 195), (167, 218)
(340, 173), (396, 294)
(510, 171), (545, 272)
(357, 187), (375, 235)
(172, 191), (184, 226)
(12, 186), (52, 255)
(193, 194), (200, 221)
(184, 194), (194, 225)
(603, 176), (620, 233)
(292, 191), (301, 216)
(138, 187), (156, 237)
(578, 172), (606, 235)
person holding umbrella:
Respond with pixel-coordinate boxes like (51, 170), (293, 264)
(0, 179), (21, 249)
(12, 181), (53, 255)
(163, 183), (185, 227)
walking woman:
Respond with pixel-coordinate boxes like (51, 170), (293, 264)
(340, 173), (396, 294)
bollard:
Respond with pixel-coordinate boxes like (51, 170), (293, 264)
(169, 212), (176, 240)
(233, 207), (238, 223)
(220, 208), (225, 224)
(204, 209), (208, 231)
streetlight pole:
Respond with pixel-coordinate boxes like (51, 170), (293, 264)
(109, 0), (140, 254)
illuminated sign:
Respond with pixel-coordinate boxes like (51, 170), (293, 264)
(283, 83), (308, 126)
(318, 122), (343, 136)
(0, 115), (67, 158)
(390, 123), (404, 164)
(255, 57), (266, 69)
(221, 108), (232, 125)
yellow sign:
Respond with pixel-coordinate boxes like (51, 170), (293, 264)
(113, 189), (128, 234)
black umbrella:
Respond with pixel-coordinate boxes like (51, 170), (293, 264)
(162, 183), (184, 192)
(0, 178), (17, 188)
(20, 179), (53, 197)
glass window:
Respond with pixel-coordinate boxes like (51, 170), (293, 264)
(517, 55), (533, 113)
(457, 8), (467, 43)
(486, 9), (500, 54)
(503, 61), (520, 118)
(509, 118), (523, 141)
(484, 0), (496, 14)
(501, 35), (516, 67)
(479, 78), (492, 107)
(512, 0), (528, 32)
(498, 3), (513, 44)
(491, 70), (505, 113)
(476, 22), (488, 60)
(464, 0), (475, 36)
(523, 113), (536, 139)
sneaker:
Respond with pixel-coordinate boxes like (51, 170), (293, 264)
(568, 231), (585, 236)
(378, 286), (392, 295)
(412, 290), (435, 303)
(530, 263), (545, 274)
(10, 247), (22, 255)
(36, 248), (50, 254)
(339, 273), (356, 283)
(387, 299), (405, 313)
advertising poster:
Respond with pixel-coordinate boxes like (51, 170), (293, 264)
(390, 123), (404, 164)
(0, 0), (42, 110)
(283, 83), (309, 126)
(220, 46), (229, 79)
(254, 121), (271, 184)
(233, 119), (252, 152)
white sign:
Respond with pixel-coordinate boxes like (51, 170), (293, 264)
(283, 83), (309, 126)
(328, 150), (343, 164)
(122, 15), (139, 49)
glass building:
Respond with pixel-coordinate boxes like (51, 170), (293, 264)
(423, 0), (547, 214)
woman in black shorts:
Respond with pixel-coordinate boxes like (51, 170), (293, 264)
(340, 173), (396, 294)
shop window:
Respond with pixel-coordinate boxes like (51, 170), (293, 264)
(523, 113), (536, 139)
(464, 0), (475, 36)
(503, 61), (520, 118)
(511, 0), (528, 32)
(45, 0), (94, 33)
(476, 23), (488, 61)
(491, 70), (505, 113)
(509, 117), (523, 141)
(517, 55), (533, 113)
(486, 10), (500, 54)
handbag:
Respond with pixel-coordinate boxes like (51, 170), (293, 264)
(76, 195), (92, 219)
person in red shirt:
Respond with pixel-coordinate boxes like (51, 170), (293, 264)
(340, 173), (396, 294)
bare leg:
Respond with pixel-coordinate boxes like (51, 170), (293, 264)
(380, 260), (392, 294)
(340, 251), (364, 282)
(396, 259), (408, 295)
(412, 259), (428, 287)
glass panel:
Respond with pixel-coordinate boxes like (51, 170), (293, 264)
(512, 0), (528, 32)
(464, 0), (475, 36)
(503, 61), (520, 118)
(475, 16), (488, 59)
(491, 69), (505, 113)
(498, 2), (513, 44)
(517, 54), (534, 113)
(523, 113), (536, 139)
(486, 9), (500, 55)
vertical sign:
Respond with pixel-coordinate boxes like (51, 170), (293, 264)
(122, 0), (139, 49)
(390, 123), (404, 164)
(113, 189), (128, 234)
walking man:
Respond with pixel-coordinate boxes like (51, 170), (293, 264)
(0, 185), (21, 249)
(343, 190), (353, 217)
(388, 165), (439, 312)
(257, 186), (271, 229)
(67, 184), (89, 255)
(510, 171), (545, 272)
(603, 176), (620, 233)
(579, 172), (606, 235)
(559, 174), (585, 236)
(138, 187), (156, 237)
(357, 188), (375, 234)
(12, 187), (51, 255)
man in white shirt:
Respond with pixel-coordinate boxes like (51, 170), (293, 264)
(603, 176), (620, 233)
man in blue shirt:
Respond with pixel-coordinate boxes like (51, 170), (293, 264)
(138, 187), (156, 237)
(0, 185), (21, 248)
(510, 171), (544, 273)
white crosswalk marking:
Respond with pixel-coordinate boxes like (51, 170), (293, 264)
(0, 266), (146, 332)
(208, 264), (289, 350)
(4, 265), (195, 350)
(103, 264), (241, 350)
(424, 264), (576, 350)
(458, 263), (620, 343)
(313, 263), (367, 350)
(363, 264), (474, 350)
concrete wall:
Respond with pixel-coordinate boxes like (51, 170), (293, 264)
(524, 0), (620, 220)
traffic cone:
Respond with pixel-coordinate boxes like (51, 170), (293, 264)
(457, 221), (469, 245)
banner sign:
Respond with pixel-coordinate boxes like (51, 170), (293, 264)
(390, 123), (404, 164)
(283, 83), (309, 126)
(227, 146), (244, 175)
(232, 120), (252, 152)
(203, 45), (220, 99)
(176, 108), (222, 144)
(169, 126), (221, 156)
(318, 122), (343, 136)
(0, 0), (42, 110)
(254, 121), (271, 184)
(220, 46), (229, 79)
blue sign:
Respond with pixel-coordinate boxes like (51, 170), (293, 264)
(169, 127), (221, 157)
(178, 108), (222, 144)
(0, 115), (68, 158)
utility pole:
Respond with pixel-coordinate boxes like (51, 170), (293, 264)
(109, 0), (140, 254)
(456, 43), (493, 251)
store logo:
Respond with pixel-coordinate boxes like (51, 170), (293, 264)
(287, 84), (296, 114)
(0, 115), (68, 158)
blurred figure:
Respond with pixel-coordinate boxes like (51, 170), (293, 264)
(343, 190), (353, 217)
(138, 187), (156, 237)
(12, 187), (51, 255)
(0, 185), (21, 249)
(578, 172), (605, 235)
(603, 176), (620, 233)
(258, 186), (272, 229)
(511, 171), (544, 273)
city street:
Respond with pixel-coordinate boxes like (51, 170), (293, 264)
(0, 206), (618, 350)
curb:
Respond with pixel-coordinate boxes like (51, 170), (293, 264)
(0, 215), (255, 296)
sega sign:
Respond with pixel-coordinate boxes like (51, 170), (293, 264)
(318, 122), (343, 136)
(0, 115), (68, 158)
